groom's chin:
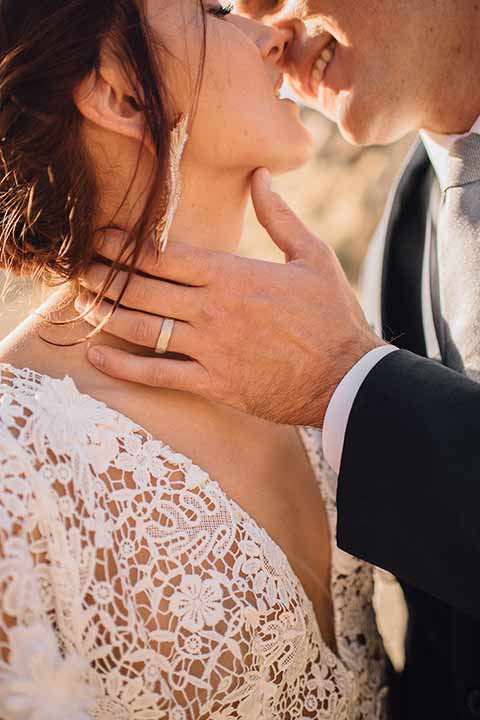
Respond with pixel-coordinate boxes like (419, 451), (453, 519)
(316, 89), (371, 146)
(333, 95), (413, 148)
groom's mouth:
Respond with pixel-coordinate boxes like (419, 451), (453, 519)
(309, 39), (337, 96)
(285, 32), (339, 104)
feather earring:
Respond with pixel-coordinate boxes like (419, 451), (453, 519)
(153, 114), (189, 254)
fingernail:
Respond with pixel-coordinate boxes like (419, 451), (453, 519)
(257, 167), (272, 189)
(88, 348), (104, 368)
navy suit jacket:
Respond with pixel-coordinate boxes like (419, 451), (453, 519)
(336, 142), (480, 719)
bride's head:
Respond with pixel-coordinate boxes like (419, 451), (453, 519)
(0, 0), (314, 286)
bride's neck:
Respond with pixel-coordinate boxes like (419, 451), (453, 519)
(168, 164), (250, 252)
(106, 156), (251, 253)
(4, 164), (251, 374)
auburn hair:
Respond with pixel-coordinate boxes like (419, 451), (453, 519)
(0, 0), (204, 301)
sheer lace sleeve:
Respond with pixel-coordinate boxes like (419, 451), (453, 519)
(0, 425), (96, 720)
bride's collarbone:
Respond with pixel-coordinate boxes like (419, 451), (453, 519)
(104, 383), (320, 506)
(114, 388), (336, 629)
(41, 371), (333, 602)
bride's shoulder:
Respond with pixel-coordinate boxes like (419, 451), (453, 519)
(0, 363), (71, 459)
(0, 361), (50, 421)
(0, 362), (133, 461)
(0, 366), (41, 565)
(0, 363), (35, 452)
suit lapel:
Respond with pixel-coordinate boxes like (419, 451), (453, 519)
(360, 141), (427, 338)
(362, 134), (480, 372)
(380, 142), (433, 356)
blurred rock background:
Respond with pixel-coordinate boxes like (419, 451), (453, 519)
(0, 108), (412, 668)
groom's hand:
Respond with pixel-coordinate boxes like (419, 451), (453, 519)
(78, 168), (386, 426)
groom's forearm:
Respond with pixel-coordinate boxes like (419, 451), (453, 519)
(336, 349), (480, 619)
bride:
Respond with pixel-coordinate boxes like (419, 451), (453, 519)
(0, 1), (386, 718)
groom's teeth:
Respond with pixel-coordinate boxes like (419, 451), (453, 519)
(321, 47), (334, 63)
(311, 41), (336, 93)
(312, 58), (327, 86)
(314, 58), (327, 73)
(312, 63), (325, 87)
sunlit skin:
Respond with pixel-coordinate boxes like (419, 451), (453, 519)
(35, 2), (480, 452)
(72, 0), (315, 255)
(251, 0), (480, 145)
(0, 1), (337, 650)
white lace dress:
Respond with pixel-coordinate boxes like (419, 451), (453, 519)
(0, 364), (387, 720)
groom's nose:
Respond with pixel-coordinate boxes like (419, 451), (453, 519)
(275, 18), (309, 82)
(254, 23), (292, 64)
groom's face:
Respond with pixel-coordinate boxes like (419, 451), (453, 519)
(240, 0), (454, 145)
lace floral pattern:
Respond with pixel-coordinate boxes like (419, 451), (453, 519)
(0, 364), (387, 719)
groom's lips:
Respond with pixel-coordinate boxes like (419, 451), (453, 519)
(288, 33), (337, 101)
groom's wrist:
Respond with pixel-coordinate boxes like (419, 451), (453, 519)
(322, 342), (398, 473)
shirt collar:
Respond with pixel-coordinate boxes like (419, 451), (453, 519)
(421, 116), (480, 188)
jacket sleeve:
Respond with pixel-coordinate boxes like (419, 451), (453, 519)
(336, 348), (480, 619)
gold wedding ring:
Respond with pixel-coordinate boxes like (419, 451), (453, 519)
(155, 317), (175, 355)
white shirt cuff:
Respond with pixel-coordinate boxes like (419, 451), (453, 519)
(322, 346), (399, 474)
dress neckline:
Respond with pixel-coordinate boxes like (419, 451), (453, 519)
(0, 361), (347, 672)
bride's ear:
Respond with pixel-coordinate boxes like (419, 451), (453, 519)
(73, 59), (147, 146)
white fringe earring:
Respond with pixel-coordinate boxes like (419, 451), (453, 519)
(154, 114), (189, 254)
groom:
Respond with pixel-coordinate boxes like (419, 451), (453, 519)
(80, 1), (480, 718)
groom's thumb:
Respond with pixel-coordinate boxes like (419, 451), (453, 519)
(251, 168), (311, 260)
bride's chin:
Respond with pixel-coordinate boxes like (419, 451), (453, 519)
(268, 138), (316, 175)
